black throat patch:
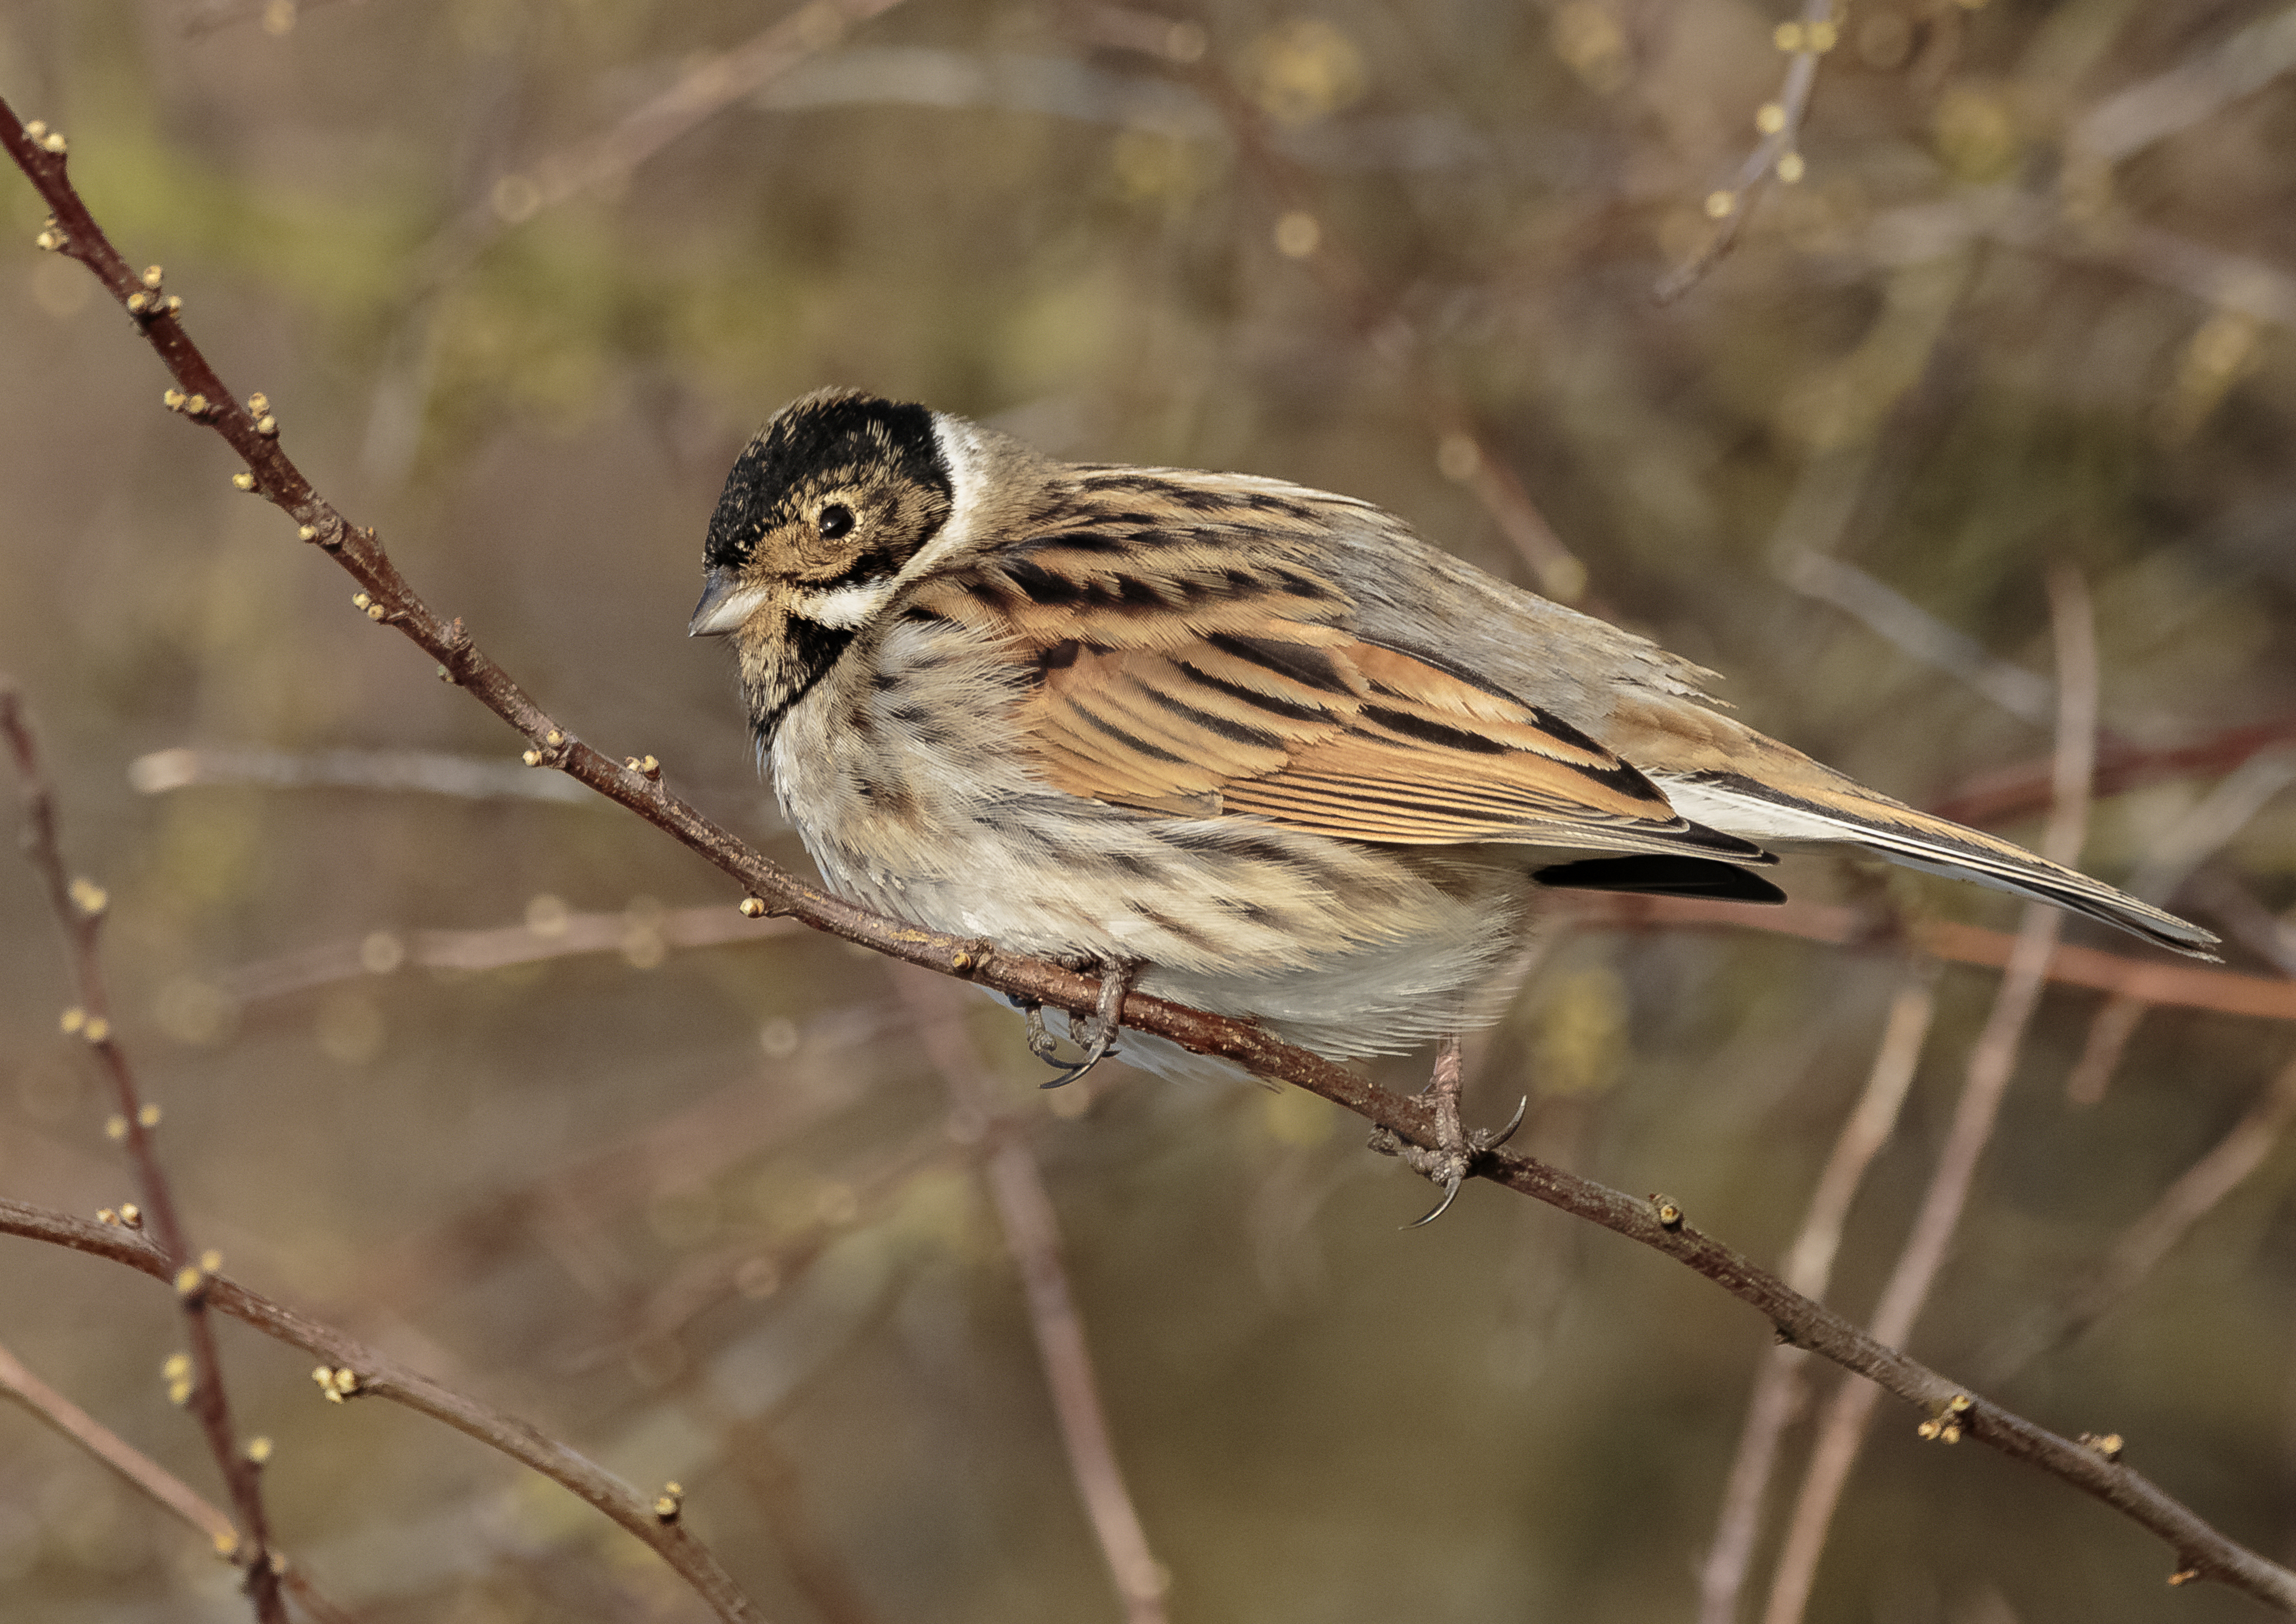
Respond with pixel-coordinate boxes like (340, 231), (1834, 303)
(752, 617), (859, 744)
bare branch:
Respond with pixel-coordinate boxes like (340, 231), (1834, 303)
(1761, 567), (2098, 1624)
(0, 1339), (355, 1624)
(1697, 977), (1937, 1624)
(0, 1197), (766, 1624)
(218, 903), (796, 1005)
(1985, 1051), (2296, 1386)
(2069, 5), (2296, 169)
(7, 99), (2295, 1613)
(128, 743), (597, 803)
(1655, 0), (1837, 303)
(1, 682), (287, 1623)
(1564, 891), (2296, 1021)
(896, 968), (1171, 1624)
(417, 0), (913, 287)
(1934, 716), (2296, 830)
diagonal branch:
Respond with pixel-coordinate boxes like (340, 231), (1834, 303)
(1696, 975), (1938, 1624)
(1760, 566), (2098, 1624)
(895, 967), (1171, 1624)
(1655, 0), (1838, 303)
(0, 1338), (355, 1624)
(0, 1196), (765, 1624)
(1, 682), (286, 1624)
(6, 98), (2295, 1613)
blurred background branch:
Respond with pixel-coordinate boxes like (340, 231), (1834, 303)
(4, 0), (2296, 1618)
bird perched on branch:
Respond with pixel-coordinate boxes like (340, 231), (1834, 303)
(691, 389), (2217, 1086)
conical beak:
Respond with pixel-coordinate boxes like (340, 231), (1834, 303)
(689, 568), (766, 637)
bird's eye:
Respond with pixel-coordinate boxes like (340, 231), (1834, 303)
(816, 503), (856, 540)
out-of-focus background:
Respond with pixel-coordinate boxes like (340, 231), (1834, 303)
(2, 1), (2294, 1619)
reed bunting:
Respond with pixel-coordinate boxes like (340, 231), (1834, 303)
(692, 389), (2216, 1085)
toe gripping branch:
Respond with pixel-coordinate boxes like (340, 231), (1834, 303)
(1369, 1037), (1528, 1227)
(1022, 961), (1139, 1090)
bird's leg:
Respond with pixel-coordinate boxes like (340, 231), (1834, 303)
(1037, 959), (1138, 1090)
(1369, 1035), (1530, 1226)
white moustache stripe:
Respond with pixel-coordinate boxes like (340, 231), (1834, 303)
(791, 578), (897, 629)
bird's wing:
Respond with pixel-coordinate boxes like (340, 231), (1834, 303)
(906, 515), (1767, 861)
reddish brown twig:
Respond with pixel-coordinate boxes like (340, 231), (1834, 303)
(1565, 892), (2296, 1021)
(0, 682), (286, 1623)
(896, 968), (1171, 1624)
(1932, 717), (2296, 828)
(8, 99), (2296, 1612)
(0, 1340), (355, 1624)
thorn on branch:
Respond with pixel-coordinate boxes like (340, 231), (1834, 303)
(1654, 1195), (1686, 1231)
(2080, 1430), (2127, 1462)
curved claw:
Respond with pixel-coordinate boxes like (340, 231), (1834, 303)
(1039, 1052), (1104, 1090)
(1486, 1095), (1530, 1150)
(1404, 1174), (1465, 1229)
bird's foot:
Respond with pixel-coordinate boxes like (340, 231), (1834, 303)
(1368, 1035), (1528, 1227)
(1026, 960), (1137, 1089)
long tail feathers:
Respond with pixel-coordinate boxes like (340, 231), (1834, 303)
(1658, 770), (2222, 961)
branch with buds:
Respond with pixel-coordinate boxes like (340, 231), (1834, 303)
(5, 96), (2295, 1614)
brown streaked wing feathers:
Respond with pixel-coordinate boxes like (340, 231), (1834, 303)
(912, 555), (1758, 855)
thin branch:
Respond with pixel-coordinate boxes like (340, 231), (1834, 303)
(1697, 975), (1938, 1624)
(0, 682), (287, 1624)
(715, 1412), (890, 1624)
(1181, 45), (1587, 599)
(1563, 892), (2296, 1022)
(7, 100), (2295, 1611)
(415, 0), (913, 288)
(1655, 0), (1837, 303)
(895, 968), (1171, 1624)
(0, 1339), (356, 1624)
(2068, 4), (2296, 169)
(218, 903), (797, 1005)
(1983, 1051), (2296, 1386)
(0, 1197), (765, 1624)
(128, 743), (597, 803)
(1776, 548), (2055, 726)
(1933, 716), (2296, 828)
(2063, 991), (2149, 1108)
(1761, 567), (2098, 1624)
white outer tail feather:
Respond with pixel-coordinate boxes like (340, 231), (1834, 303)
(1658, 776), (2222, 961)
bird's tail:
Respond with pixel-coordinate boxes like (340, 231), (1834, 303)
(1657, 768), (2221, 960)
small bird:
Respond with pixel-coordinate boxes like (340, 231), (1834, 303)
(692, 389), (2217, 1086)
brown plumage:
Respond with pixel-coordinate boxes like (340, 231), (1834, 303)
(692, 390), (2217, 1081)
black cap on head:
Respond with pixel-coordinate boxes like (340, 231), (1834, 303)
(703, 389), (948, 571)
